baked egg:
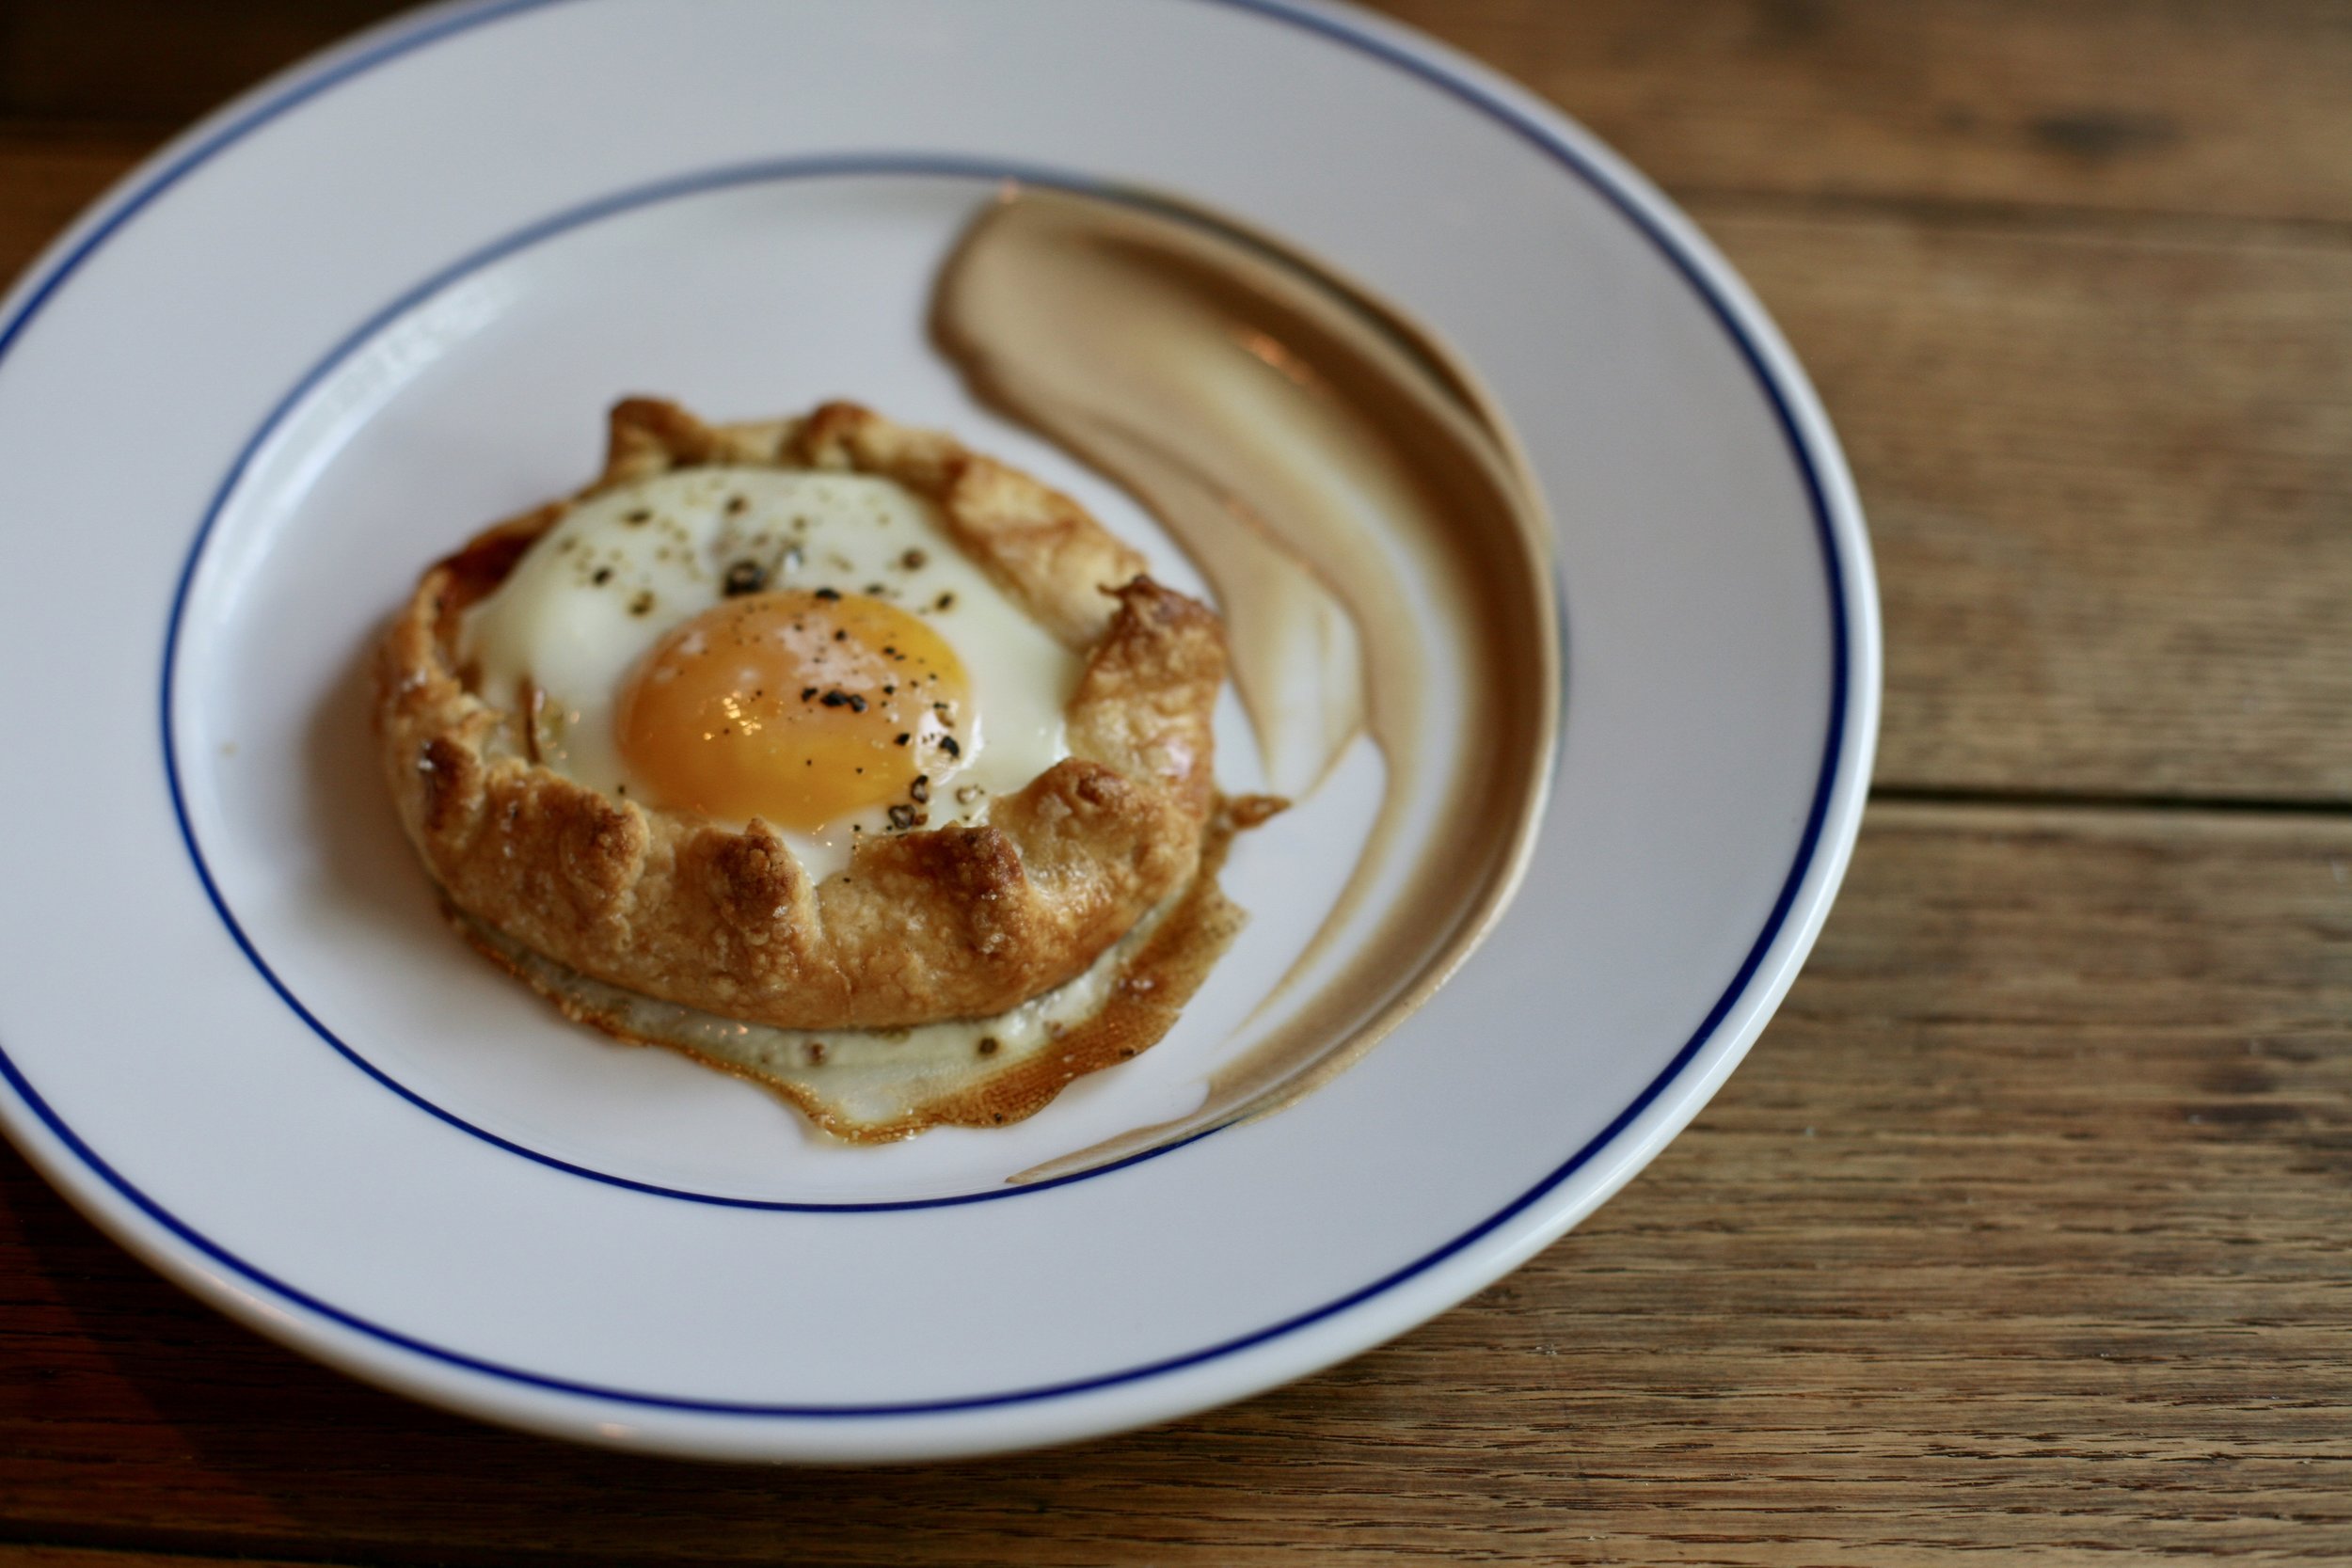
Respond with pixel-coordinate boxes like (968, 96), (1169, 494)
(379, 398), (1250, 1142)
(461, 466), (1078, 878)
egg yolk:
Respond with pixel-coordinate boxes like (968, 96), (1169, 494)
(616, 589), (970, 832)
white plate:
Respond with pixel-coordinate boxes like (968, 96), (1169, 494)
(0, 0), (1876, 1461)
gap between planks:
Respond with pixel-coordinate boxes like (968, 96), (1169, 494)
(1872, 784), (2352, 821)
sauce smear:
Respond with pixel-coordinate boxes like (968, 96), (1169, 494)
(933, 187), (1560, 1170)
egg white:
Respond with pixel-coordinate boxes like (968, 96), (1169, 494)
(461, 467), (1080, 878)
(457, 899), (1161, 1139)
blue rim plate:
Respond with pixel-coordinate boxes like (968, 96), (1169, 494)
(0, 0), (1877, 1460)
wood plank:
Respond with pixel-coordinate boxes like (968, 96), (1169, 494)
(1695, 203), (2352, 800)
(0, 1), (402, 132)
(4, 802), (2346, 1564)
(1366, 0), (2352, 227)
(6, 1), (2352, 228)
(0, 1550), (335, 1568)
(0, 143), (140, 283)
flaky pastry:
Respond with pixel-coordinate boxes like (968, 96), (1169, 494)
(375, 399), (1228, 1030)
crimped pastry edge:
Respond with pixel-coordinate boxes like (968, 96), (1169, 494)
(374, 398), (1229, 1030)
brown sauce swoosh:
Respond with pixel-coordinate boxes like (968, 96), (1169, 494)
(931, 186), (1561, 1176)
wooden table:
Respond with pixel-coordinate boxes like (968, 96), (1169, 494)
(4, 3), (2347, 1562)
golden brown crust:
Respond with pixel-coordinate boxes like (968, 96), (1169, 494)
(375, 399), (1226, 1029)
(603, 397), (1149, 647)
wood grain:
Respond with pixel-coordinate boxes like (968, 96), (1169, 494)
(0, 1551), (334, 1568)
(1703, 203), (2352, 800)
(0, 0), (403, 132)
(4, 805), (2346, 1565)
(0, 143), (142, 279)
(1364, 0), (2352, 227)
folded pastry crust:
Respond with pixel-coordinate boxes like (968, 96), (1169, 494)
(374, 399), (1227, 1030)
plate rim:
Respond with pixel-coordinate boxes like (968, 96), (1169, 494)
(0, 0), (1882, 1455)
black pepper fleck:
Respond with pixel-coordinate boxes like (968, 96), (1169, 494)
(723, 560), (767, 596)
(900, 548), (928, 570)
(909, 775), (930, 803)
(814, 587), (841, 601)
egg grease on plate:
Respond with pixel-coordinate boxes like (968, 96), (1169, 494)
(932, 186), (1559, 1174)
(456, 801), (1265, 1143)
